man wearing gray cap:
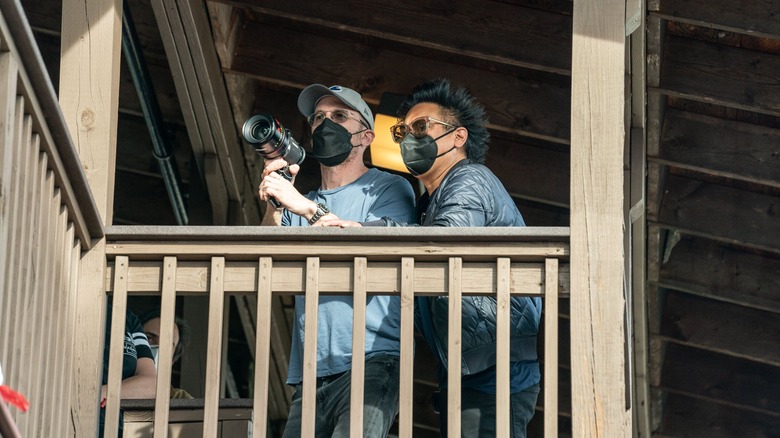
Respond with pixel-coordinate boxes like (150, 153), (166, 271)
(259, 84), (415, 437)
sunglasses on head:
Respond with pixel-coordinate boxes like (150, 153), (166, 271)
(307, 109), (367, 129)
(390, 116), (458, 144)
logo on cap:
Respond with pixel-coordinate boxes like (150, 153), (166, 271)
(329, 86), (343, 92)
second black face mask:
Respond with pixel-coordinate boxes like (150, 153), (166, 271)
(400, 133), (439, 176)
(311, 119), (355, 167)
(400, 131), (457, 176)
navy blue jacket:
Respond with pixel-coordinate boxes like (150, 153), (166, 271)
(379, 160), (542, 376)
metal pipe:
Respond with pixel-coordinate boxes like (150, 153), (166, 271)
(121, 0), (188, 225)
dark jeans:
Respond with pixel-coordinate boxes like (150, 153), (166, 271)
(437, 384), (540, 438)
(283, 354), (400, 438)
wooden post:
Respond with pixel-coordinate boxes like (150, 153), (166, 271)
(58, 0), (122, 434)
(570, 0), (633, 435)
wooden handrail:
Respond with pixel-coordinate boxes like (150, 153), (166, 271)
(101, 229), (569, 437)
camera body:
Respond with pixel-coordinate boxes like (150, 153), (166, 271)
(242, 113), (306, 166)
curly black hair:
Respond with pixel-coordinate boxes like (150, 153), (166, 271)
(398, 78), (490, 164)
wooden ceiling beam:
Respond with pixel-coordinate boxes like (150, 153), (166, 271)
(150, 0), (261, 225)
(654, 0), (780, 40)
(210, 0), (572, 76)
(228, 22), (571, 145)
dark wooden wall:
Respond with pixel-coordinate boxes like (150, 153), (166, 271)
(647, 0), (780, 436)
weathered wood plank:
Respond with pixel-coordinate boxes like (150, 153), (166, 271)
(59, 0), (122, 433)
(656, 0), (780, 40)
(148, 0), (232, 224)
(398, 258), (414, 438)
(486, 135), (570, 207)
(657, 235), (780, 313)
(301, 257), (320, 437)
(203, 257), (226, 437)
(152, 256), (177, 438)
(655, 174), (780, 253)
(106, 261), (570, 297)
(228, 22), (571, 145)
(570, 0), (631, 433)
(656, 109), (780, 188)
(106, 241), (569, 260)
(661, 343), (780, 416)
(661, 392), (780, 438)
(251, 258), (272, 438)
(657, 35), (780, 117)
(514, 199), (570, 227)
(659, 292), (780, 366)
(213, 0), (572, 75)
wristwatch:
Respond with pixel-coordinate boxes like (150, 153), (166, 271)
(308, 202), (330, 225)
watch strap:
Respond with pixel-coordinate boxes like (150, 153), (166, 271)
(308, 203), (330, 225)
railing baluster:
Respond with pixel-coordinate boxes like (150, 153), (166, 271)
(350, 257), (368, 438)
(0, 55), (19, 337)
(496, 258), (511, 436)
(544, 258), (559, 437)
(448, 257), (463, 437)
(105, 256), (130, 438)
(301, 257), (320, 437)
(153, 256), (177, 438)
(203, 257), (225, 438)
(13, 113), (34, 435)
(398, 257), (415, 438)
(253, 257), (273, 438)
(4, 97), (26, 413)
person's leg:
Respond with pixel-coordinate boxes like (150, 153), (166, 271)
(330, 355), (400, 438)
(509, 384), (540, 438)
(361, 355), (400, 438)
(439, 384), (540, 438)
(282, 384), (303, 438)
(438, 386), (495, 437)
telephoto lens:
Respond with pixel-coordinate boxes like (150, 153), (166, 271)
(242, 114), (306, 208)
(242, 114), (306, 166)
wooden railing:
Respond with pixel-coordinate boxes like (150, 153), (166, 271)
(103, 226), (569, 438)
(0, 3), (103, 437)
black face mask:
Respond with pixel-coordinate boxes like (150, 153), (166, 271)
(399, 130), (457, 176)
(311, 119), (362, 167)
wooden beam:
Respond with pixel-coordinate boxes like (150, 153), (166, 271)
(228, 21), (572, 145)
(485, 135), (570, 207)
(210, 0), (573, 76)
(656, 35), (780, 117)
(58, 0), (122, 434)
(570, 0), (632, 435)
(150, 0), (261, 225)
(659, 291), (780, 366)
(655, 174), (780, 253)
(655, 0), (780, 40)
(660, 343), (780, 416)
(660, 389), (780, 436)
(657, 235), (780, 313)
(654, 109), (780, 188)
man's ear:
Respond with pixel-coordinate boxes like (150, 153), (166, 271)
(361, 129), (375, 146)
(454, 127), (468, 148)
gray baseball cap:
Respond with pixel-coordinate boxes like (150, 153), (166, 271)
(297, 84), (374, 130)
